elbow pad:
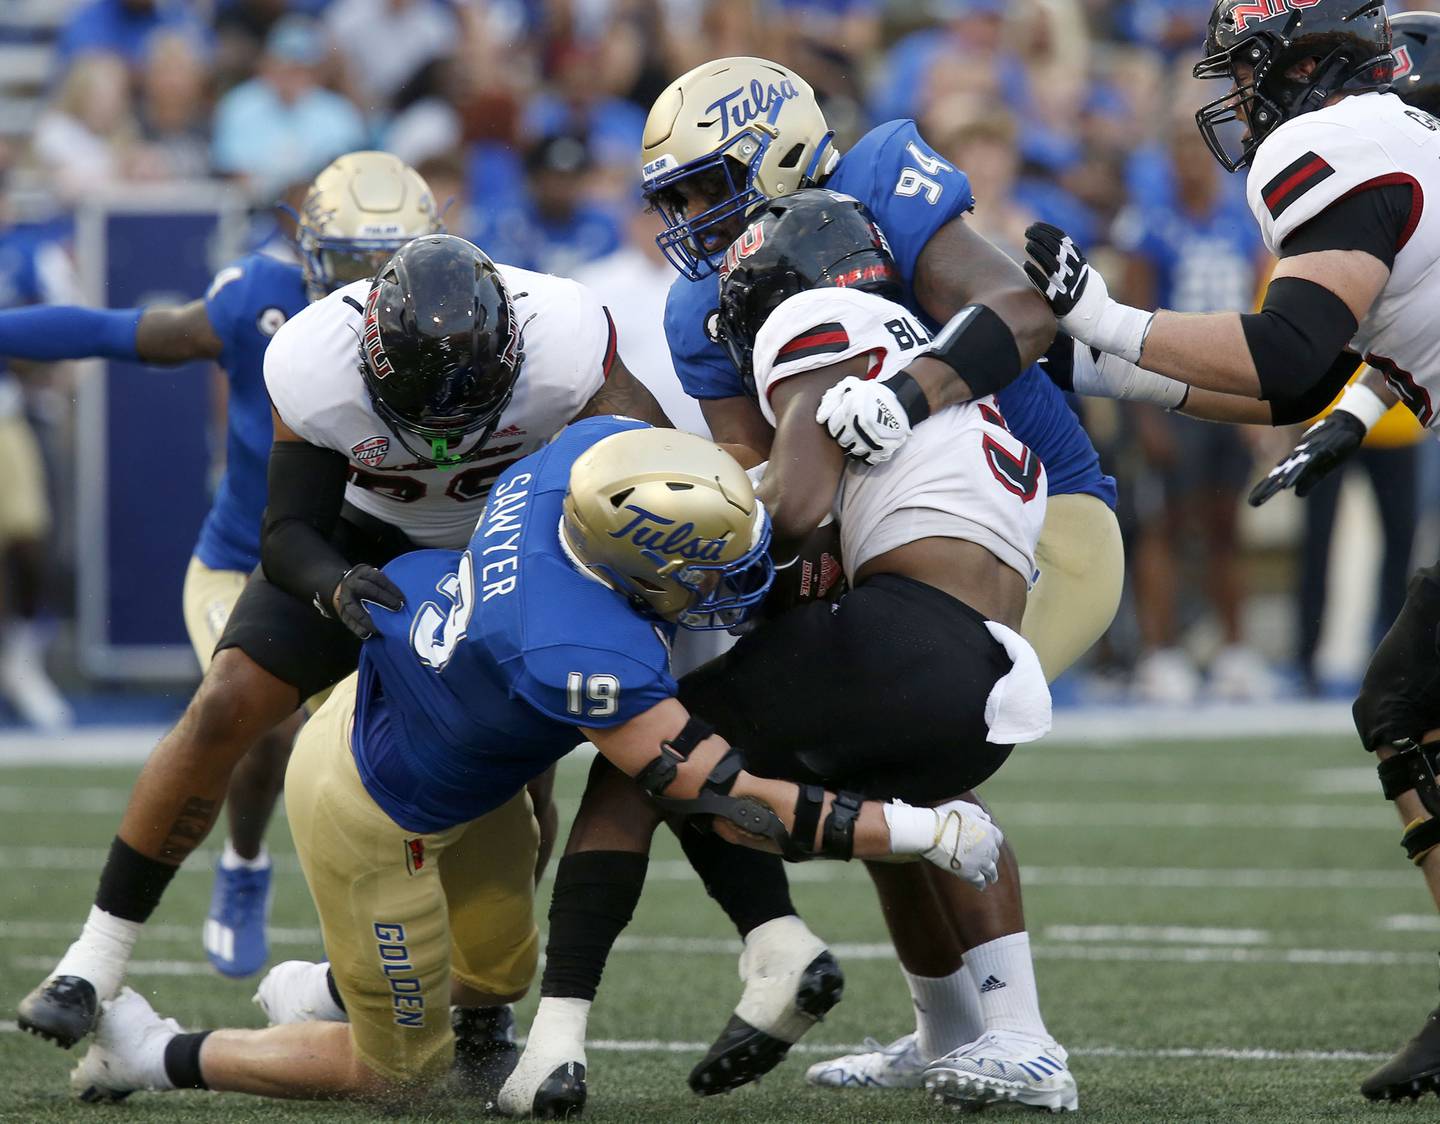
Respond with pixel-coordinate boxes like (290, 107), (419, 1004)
(1242, 278), (1358, 403)
(1265, 351), (1363, 426)
(919, 304), (1024, 400)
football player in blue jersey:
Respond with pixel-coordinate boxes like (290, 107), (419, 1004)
(66, 416), (1003, 1111)
(0, 215), (81, 732)
(603, 56), (1124, 1095)
(0, 152), (440, 981)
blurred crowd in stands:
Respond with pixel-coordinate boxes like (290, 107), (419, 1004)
(0, 0), (1436, 717)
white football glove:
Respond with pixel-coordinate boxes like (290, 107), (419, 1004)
(1024, 222), (1154, 364)
(815, 376), (911, 465)
(883, 799), (1002, 890)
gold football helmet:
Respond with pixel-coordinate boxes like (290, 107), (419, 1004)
(641, 56), (838, 281)
(561, 427), (775, 631)
(297, 151), (442, 301)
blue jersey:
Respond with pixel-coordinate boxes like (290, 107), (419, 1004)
(665, 120), (1116, 508)
(352, 416), (678, 834)
(195, 253), (307, 573)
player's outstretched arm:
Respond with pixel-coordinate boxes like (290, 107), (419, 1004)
(1024, 206), (1392, 400)
(583, 697), (1002, 888)
(897, 218), (1057, 417)
(0, 299), (222, 365)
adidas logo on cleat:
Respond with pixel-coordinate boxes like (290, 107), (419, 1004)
(978, 975), (1007, 993)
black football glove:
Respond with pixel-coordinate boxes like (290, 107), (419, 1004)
(1023, 222), (1093, 318)
(331, 564), (404, 639)
(1247, 411), (1366, 507)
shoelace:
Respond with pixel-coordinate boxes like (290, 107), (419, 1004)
(221, 868), (268, 917)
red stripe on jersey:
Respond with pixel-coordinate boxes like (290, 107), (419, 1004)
(777, 326), (850, 360)
(1368, 351), (1433, 426)
(1335, 173), (1425, 253)
(1263, 153), (1334, 217)
(600, 306), (618, 379)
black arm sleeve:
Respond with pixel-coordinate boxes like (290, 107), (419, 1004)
(1280, 181), (1414, 269)
(1241, 276), (1359, 402)
(259, 440), (352, 613)
(1265, 350), (1363, 426)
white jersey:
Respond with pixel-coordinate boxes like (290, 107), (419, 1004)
(1247, 91), (1440, 425)
(752, 287), (1047, 584)
(265, 266), (611, 547)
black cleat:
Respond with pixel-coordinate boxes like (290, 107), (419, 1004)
(1363, 1004), (1440, 1102)
(453, 1004), (520, 1104)
(17, 976), (99, 1049)
(530, 1061), (586, 1119)
(688, 951), (845, 1096)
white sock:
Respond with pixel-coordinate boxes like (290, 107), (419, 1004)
(300, 962), (346, 1021)
(902, 965), (983, 1060)
(220, 840), (270, 872)
(528, 997), (591, 1060)
(52, 906), (142, 1000)
(965, 932), (1050, 1039)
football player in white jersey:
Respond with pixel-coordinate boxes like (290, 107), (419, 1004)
(17, 233), (670, 1101)
(503, 192), (1069, 1117)
(1017, 0), (1440, 1103)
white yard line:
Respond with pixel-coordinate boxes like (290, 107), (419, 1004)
(0, 848), (1415, 890)
(0, 701), (1357, 769)
(0, 1018), (1389, 1063)
(0, 728), (166, 766)
(0, 791), (1387, 827)
(1049, 701), (1354, 743)
(1041, 925), (1271, 945)
(13, 937), (1431, 977)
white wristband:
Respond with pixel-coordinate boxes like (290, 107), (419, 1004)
(1334, 381), (1388, 431)
(1090, 302), (1154, 366)
(882, 801), (934, 856)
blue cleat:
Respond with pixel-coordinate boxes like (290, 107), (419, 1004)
(203, 858), (272, 978)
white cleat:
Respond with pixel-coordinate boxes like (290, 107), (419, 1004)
(805, 1032), (930, 1090)
(0, 623), (72, 732)
(70, 987), (181, 1103)
(253, 960), (347, 1025)
(924, 1029), (1079, 1112)
(689, 915), (844, 1095)
(498, 997), (588, 1118)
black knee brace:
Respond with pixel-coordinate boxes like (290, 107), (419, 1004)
(1355, 563), (1440, 752)
(1378, 739), (1440, 865)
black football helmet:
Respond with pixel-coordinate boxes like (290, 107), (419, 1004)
(1392, 11), (1440, 116)
(716, 188), (902, 388)
(359, 234), (523, 467)
(1194, 0), (1394, 172)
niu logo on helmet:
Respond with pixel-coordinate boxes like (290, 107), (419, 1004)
(362, 286), (395, 381)
(1232, 0), (1325, 33)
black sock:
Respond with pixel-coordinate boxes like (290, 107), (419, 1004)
(676, 824), (795, 938)
(163, 1031), (212, 1090)
(94, 837), (180, 924)
(540, 851), (648, 1001)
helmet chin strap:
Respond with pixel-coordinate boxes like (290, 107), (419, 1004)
(429, 435), (462, 468)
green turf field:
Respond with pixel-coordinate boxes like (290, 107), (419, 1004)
(0, 730), (1434, 1122)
